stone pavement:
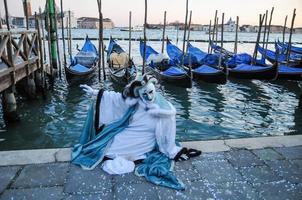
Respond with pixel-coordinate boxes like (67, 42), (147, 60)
(0, 136), (302, 200)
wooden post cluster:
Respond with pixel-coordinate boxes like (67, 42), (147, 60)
(142, 0), (148, 75)
(161, 11), (167, 54)
(286, 9), (296, 62)
(186, 10), (192, 54)
(181, 0), (189, 65)
(234, 16), (239, 54)
(207, 20), (212, 53)
(282, 16), (288, 43)
(97, 0), (106, 81)
(252, 14), (265, 65)
(129, 11), (132, 59)
(60, 0), (67, 70)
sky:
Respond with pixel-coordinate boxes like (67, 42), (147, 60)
(0, 0), (301, 27)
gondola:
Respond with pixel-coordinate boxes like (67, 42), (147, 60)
(65, 36), (98, 80)
(277, 64), (302, 80)
(277, 40), (302, 55)
(210, 42), (266, 68)
(257, 45), (302, 65)
(167, 40), (227, 84)
(139, 40), (192, 88)
(107, 38), (137, 86)
(228, 62), (278, 80)
(255, 44), (302, 81)
(211, 43), (281, 82)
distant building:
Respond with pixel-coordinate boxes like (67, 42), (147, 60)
(103, 18), (115, 29)
(216, 18), (237, 32)
(77, 17), (114, 29)
(146, 23), (163, 29)
(190, 24), (203, 31)
(240, 25), (257, 32)
(168, 21), (185, 30)
(270, 25), (287, 33)
(57, 11), (77, 28)
(294, 27), (302, 34)
(11, 17), (25, 28)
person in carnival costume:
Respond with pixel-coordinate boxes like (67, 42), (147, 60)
(72, 75), (201, 190)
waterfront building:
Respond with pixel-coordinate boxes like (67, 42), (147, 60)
(240, 24), (257, 32)
(77, 17), (114, 29)
(294, 27), (302, 34)
(270, 25), (288, 33)
(57, 11), (77, 28)
(11, 17), (25, 28)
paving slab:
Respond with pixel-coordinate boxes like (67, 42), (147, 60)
(64, 192), (113, 200)
(206, 181), (260, 200)
(194, 152), (226, 161)
(193, 159), (244, 183)
(0, 149), (57, 166)
(254, 181), (302, 200)
(252, 148), (284, 161)
(239, 166), (283, 184)
(64, 164), (113, 195)
(225, 149), (265, 167)
(182, 140), (230, 152)
(112, 172), (145, 185)
(174, 166), (202, 183)
(274, 146), (302, 160)
(0, 166), (21, 194)
(114, 182), (159, 200)
(157, 180), (214, 200)
(55, 148), (71, 162)
(0, 187), (64, 200)
(12, 163), (69, 188)
(265, 160), (302, 184)
(224, 136), (285, 149)
(225, 135), (302, 149)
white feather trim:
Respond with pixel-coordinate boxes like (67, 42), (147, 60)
(138, 101), (176, 117)
(125, 97), (139, 106)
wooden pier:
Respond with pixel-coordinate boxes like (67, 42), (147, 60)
(0, 29), (51, 123)
(0, 30), (50, 93)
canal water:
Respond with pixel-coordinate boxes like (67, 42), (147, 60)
(0, 29), (301, 150)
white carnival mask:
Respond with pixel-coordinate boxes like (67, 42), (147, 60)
(138, 82), (156, 104)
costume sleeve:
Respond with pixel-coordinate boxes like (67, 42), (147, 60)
(154, 103), (182, 159)
(98, 91), (130, 125)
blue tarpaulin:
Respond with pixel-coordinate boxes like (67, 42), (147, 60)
(139, 40), (159, 60)
(227, 53), (252, 67)
(81, 37), (98, 54)
(70, 64), (91, 73)
(107, 38), (125, 55)
(233, 64), (272, 71)
(193, 65), (220, 74)
(166, 40), (198, 65)
(161, 66), (186, 76)
(279, 65), (302, 73)
(277, 40), (302, 54)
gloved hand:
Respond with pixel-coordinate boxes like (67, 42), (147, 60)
(80, 84), (99, 96)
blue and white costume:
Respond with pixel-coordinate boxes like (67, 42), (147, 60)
(72, 75), (200, 190)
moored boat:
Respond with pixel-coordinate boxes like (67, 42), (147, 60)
(167, 40), (227, 84)
(139, 40), (192, 88)
(65, 36), (98, 80)
(107, 38), (137, 86)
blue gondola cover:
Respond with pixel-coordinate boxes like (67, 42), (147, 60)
(161, 66), (186, 76)
(70, 63), (91, 73)
(193, 65), (220, 74)
(279, 65), (302, 73)
(233, 64), (272, 71)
